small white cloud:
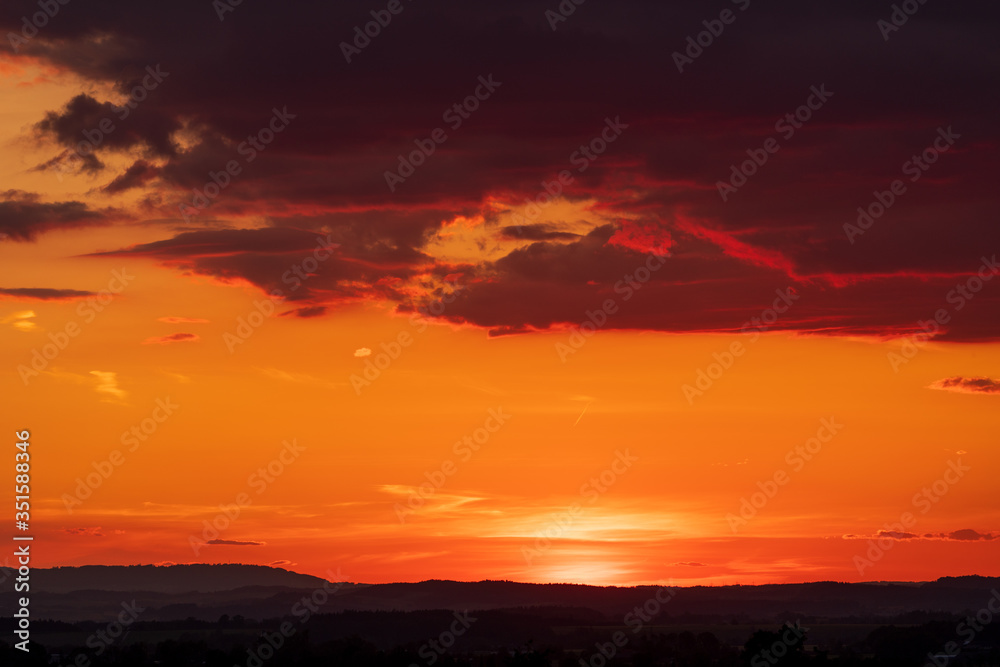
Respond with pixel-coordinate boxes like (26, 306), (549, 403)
(3, 310), (36, 331)
(90, 370), (127, 402)
(257, 367), (346, 388)
(354, 347), (372, 357)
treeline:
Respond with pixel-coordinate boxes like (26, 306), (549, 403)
(2, 614), (999, 666)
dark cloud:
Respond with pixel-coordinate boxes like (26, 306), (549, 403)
(281, 306), (328, 318)
(35, 94), (179, 160)
(90, 221), (1000, 338)
(62, 527), (105, 537)
(205, 539), (265, 546)
(487, 325), (534, 338)
(500, 224), (580, 241)
(91, 227), (332, 258)
(2, 0), (998, 337)
(103, 160), (159, 194)
(946, 529), (995, 541)
(0, 190), (109, 241)
(142, 332), (199, 345)
(928, 376), (1000, 395)
(31, 150), (104, 174)
(433, 225), (998, 338)
(91, 227), (434, 306)
(850, 529), (996, 541)
(0, 287), (96, 300)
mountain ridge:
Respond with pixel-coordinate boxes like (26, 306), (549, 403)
(2, 565), (998, 623)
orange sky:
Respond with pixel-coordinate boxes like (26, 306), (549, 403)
(2, 50), (999, 586)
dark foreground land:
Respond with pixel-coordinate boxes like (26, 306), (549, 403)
(3, 565), (999, 666)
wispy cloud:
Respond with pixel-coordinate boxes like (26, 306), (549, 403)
(927, 376), (1000, 395)
(90, 370), (127, 402)
(258, 367), (346, 388)
(2, 310), (36, 331)
(62, 526), (105, 537)
(0, 287), (95, 300)
(143, 332), (199, 345)
(843, 529), (997, 541)
(157, 316), (210, 324)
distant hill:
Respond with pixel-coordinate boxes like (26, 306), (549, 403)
(1, 563), (332, 594)
(2, 565), (998, 623)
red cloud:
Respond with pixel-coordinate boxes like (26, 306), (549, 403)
(142, 332), (199, 345)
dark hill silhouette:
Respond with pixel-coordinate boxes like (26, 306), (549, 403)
(5, 563), (332, 594)
(2, 565), (997, 623)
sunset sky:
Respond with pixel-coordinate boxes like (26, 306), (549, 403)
(1, 0), (998, 587)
